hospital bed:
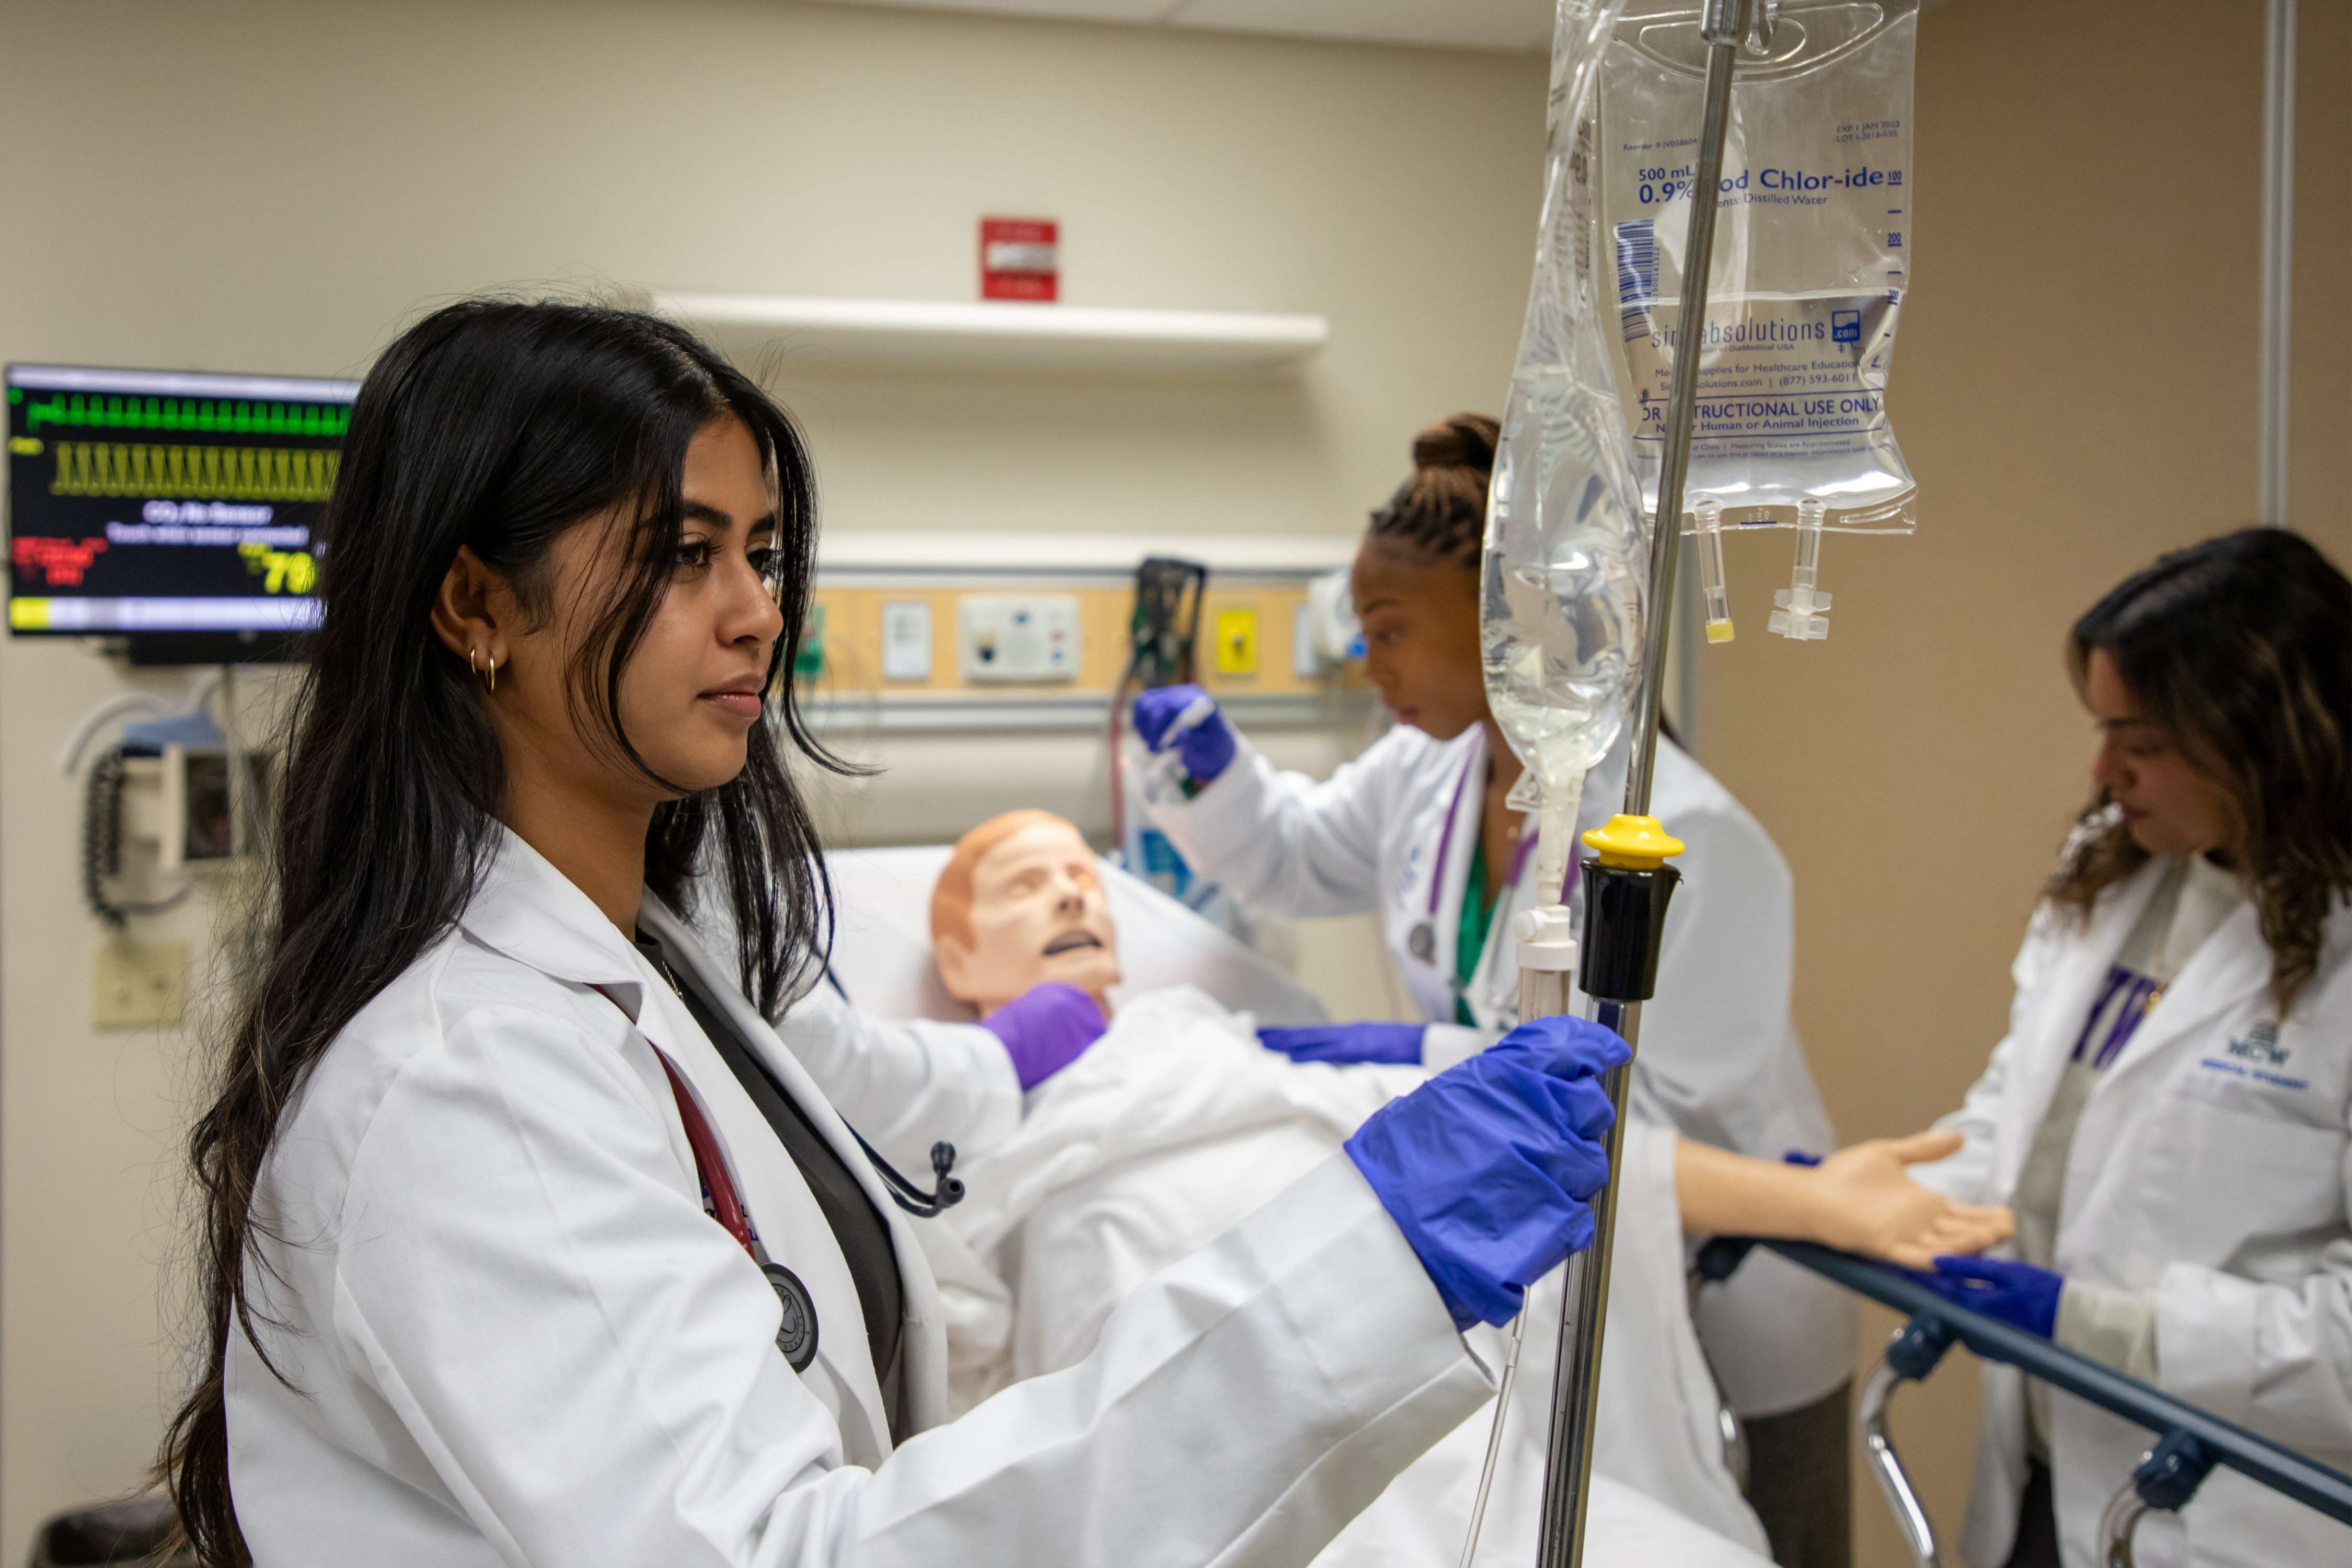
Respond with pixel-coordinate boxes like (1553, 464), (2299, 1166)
(819, 845), (1774, 1566)
(1698, 1238), (2352, 1567)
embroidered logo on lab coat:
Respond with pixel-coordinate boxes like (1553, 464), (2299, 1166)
(2224, 1021), (2289, 1069)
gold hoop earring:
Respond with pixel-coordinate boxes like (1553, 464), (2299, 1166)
(488, 657), (498, 694)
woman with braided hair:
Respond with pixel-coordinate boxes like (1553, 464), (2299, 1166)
(1129, 412), (1857, 1567)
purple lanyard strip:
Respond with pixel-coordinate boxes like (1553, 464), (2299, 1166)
(1428, 754), (1544, 919)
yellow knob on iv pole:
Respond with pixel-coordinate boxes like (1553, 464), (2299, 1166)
(1581, 814), (1686, 871)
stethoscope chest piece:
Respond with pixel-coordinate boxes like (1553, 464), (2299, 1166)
(763, 1262), (820, 1372)
(1406, 921), (1437, 964)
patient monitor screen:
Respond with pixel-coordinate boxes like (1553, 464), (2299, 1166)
(6, 363), (356, 637)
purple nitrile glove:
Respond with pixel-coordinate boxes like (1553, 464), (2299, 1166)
(1132, 683), (1238, 787)
(1345, 1014), (1630, 1330)
(1259, 1021), (1427, 1067)
(980, 981), (1108, 1091)
(1916, 1255), (2063, 1339)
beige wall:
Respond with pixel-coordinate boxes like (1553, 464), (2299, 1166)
(0, 0), (1545, 1549)
(1693, 2), (2352, 1562)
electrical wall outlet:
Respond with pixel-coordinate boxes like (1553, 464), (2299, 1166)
(956, 594), (1081, 683)
(93, 940), (188, 1029)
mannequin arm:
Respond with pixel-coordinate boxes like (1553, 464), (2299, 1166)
(1676, 1129), (2014, 1270)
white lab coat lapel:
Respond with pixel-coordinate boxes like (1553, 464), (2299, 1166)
(641, 896), (951, 1443)
(1988, 862), (2170, 1198)
(1397, 732), (1485, 1022)
(2092, 896), (2272, 1097)
(455, 834), (919, 1464)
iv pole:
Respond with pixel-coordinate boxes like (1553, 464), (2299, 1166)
(1534, 2), (1755, 1563)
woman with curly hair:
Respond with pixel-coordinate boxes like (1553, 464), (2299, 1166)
(1910, 527), (2352, 1568)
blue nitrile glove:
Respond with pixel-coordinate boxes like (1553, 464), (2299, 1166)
(1259, 1021), (1427, 1067)
(1783, 1150), (1823, 1167)
(1345, 1014), (1630, 1330)
(980, 982), (1108, 1091)
(1132, 683), (1238, 786)
(1916, 1255), (2063, 1339)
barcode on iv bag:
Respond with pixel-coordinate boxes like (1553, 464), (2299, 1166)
(1613, 220), (1659, 305)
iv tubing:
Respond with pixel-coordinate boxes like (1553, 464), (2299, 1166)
(1455, 1312), (1528, 1568)
(1459, 773), (1582, 1567)
(1536, 3), (1749, 1563)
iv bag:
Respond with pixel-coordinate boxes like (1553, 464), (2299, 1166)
(1481, 0), (1648, 903)
(1601, 0), (1921, 533)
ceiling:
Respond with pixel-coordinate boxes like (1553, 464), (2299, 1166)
(809, 0), (1558, 55)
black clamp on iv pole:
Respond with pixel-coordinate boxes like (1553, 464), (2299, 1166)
(1532, 2), (1757, 1563)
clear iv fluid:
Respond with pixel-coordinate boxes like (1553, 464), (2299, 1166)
(1599, 0), (1921, 534)
(1482, 382), (1644, 808)
(1479, 0), (1647, 918)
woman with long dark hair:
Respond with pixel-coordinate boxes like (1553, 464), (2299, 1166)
(159, 299), (1629, 1567)
(1910, 528), (2352, 1567)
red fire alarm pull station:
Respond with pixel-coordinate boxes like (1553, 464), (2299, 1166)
(980, 217), (1058, 302)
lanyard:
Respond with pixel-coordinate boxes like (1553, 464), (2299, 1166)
(656, 1050), (759, 1260)
(595, 981), (762, 1261)
(596, 979), (822, 1372)
(1427, 753), (1542, 919)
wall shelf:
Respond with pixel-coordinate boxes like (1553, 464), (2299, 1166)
(652, 292), (1328, 373)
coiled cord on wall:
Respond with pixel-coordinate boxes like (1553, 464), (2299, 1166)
(80, 744), (191, 929)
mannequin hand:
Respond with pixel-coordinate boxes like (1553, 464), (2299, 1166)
(980, 982), (1108, 1091)
(1132, 684), (1238, 785)
(1804, 1129), (2015, 1269)
(1345, 1015), (1628, 1329)
(1917, 1255), (2063, 1340)
(1259, 1021), (1426, 1066)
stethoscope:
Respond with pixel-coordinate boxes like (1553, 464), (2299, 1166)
(594, 956), (970, 1376)
(1403, 753), (1540, 1008)
(652, 1045), (824, 1373)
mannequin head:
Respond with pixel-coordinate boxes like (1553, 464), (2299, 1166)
(931, 810), (1121, 1014)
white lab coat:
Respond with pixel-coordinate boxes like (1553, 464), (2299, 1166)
(1916, 856), (2352, 1568)
(223, 829), (1494, 1568)
(770, 980), (1020, 1174)
(1141, 723), (1855, 1415)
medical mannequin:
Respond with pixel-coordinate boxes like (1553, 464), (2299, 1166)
(1908, 531), (2352, 1568)
(166, 302), (1632, 1568)
(930, 810), (1121, 1016)
(929, 809), (2012, 1272)
(1133, 415), (1855, 1566)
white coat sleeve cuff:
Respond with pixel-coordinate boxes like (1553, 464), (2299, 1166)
(1139, 745), (1273, 858)
(2057, 1279), (2160, 1382)
(924, 1019), (1022, 1143)
(1421, 1022), (1494, 1073)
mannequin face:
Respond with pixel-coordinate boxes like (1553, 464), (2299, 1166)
(936, 817), (1121, 1014)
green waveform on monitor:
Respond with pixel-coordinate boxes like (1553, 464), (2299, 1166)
(50, 442), (340, 502)
(20, 392), (349, 439)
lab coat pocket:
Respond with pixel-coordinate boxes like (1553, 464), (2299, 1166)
(2158, 1083), (2345, 1266)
